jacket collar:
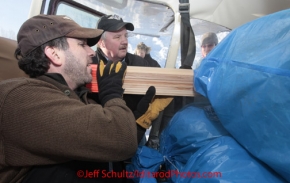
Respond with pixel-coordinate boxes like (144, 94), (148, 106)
(38, 73), (90, 101)
(44, 73), (68, 86)
(96, 47), (126, 64)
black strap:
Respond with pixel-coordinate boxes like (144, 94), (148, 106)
(179, 0), (196, 69)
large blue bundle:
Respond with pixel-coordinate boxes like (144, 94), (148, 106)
(127, 104), (229, 183)
(159, 103), (229, 177)
(127, 104), (285, 182)
(194, 9), (290, 181)
(176, 136), (286, 183)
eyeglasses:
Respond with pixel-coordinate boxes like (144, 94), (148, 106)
(201, 44), (215, 48)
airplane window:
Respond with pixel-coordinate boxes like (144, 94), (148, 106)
(73, 0), (174, 68)
(176, 19), (231, 69)
(53, 0), (230, 69)
(55, 2), (101, 50)
(56, 2), (100, 29)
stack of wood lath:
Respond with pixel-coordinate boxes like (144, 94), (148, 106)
(123, 66), (194, 96)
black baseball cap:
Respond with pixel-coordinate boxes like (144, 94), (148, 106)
(97, 14), (134, 31)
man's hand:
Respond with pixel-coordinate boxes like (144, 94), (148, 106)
(133, 86), (156, 119)
(97, 60), (127, 105)
(136, 91), (173, 129)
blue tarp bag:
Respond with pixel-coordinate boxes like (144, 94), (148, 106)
(159, 103), (229, 178)
(127, 104), (230, 183)
(126, 146), (163, 183)
(176, 136), (286, 183)
(194, 9), (290, 182)
(127, 104), (286, 182)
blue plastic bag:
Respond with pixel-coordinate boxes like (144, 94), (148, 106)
(176, 136), (286, 183)
(194, 9), (290, 181)
(159, 103), (229, 177)
(127, 104), (229, 183)
(127, 104), (286, 182)
(126, 146), (163, 183)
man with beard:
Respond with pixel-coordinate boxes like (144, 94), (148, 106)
(0, 14), (155, 183)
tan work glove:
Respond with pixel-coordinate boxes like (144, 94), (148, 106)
(136, 96), (173, 129)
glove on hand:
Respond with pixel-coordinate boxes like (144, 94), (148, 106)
(97, 60), (127, 105)
(133, 86), (156, 119)
(136, 96), (173, 129)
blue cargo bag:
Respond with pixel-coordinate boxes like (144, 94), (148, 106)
(194, 9), (290, 182)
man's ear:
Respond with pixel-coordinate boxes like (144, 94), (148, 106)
(99, 39), (106, 48)
(44, 46), (62, 66)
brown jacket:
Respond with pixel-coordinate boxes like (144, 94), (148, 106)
(0, 75), (138, 183)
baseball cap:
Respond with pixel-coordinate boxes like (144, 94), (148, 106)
(201, 32), (218, 46)
(17, 14), (104, 56)
(97, 14), (134, 31)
